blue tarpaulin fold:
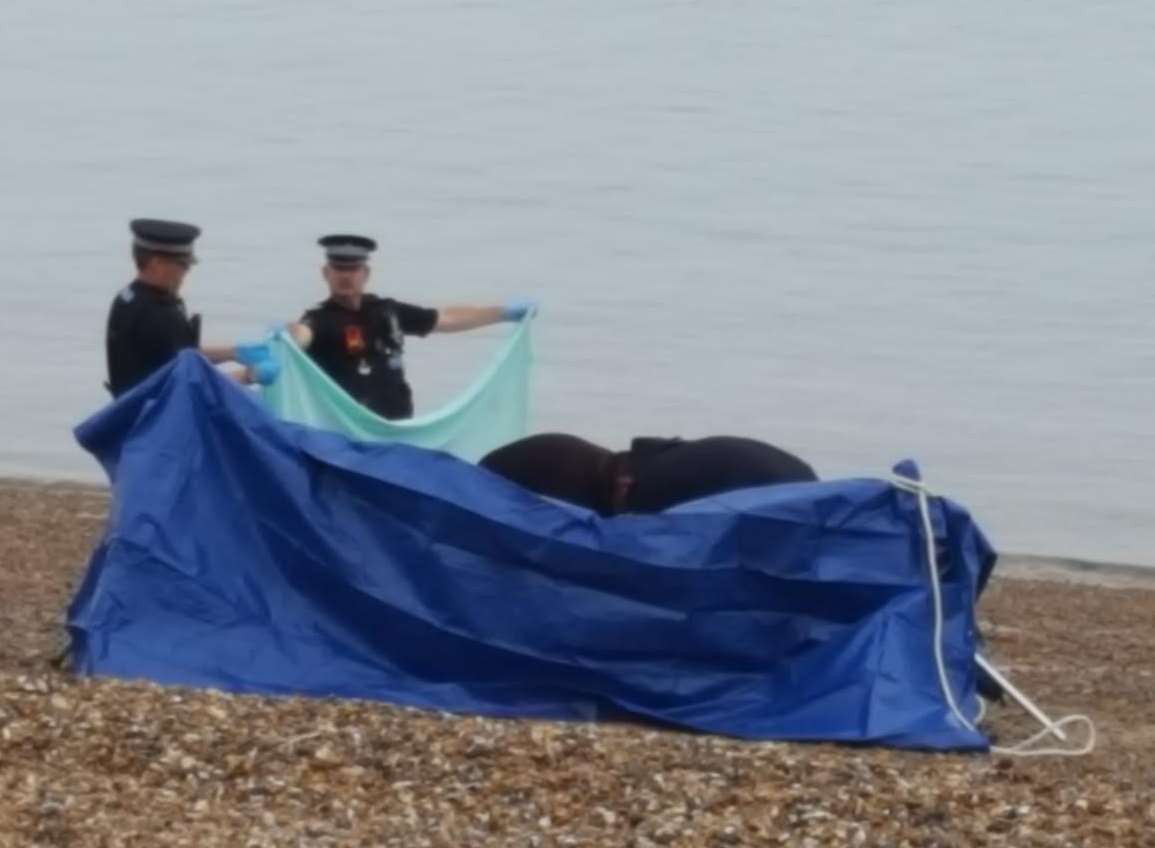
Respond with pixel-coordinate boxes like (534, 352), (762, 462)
(70, 351), (996, 750)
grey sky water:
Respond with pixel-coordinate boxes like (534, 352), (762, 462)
(1, 1), (1152, 564)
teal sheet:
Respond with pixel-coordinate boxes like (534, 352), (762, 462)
(260, 318), (532, 461)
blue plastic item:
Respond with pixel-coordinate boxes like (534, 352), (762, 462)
(70, 352), (995, 750)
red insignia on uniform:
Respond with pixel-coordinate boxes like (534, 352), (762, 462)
(344, 325), (366, 355)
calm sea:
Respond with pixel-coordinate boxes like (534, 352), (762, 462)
(1, 1), (1152, 564)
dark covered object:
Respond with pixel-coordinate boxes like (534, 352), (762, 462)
(479, 433), (619, 514)
(480, 433), (817, 515)
(625, 436), (818, 512)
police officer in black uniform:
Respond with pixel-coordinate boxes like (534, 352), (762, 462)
(105, 218), (278, 397)
(290, 234), (534, 420)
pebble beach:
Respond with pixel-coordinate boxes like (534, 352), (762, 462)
(1, 479), (1152, 847)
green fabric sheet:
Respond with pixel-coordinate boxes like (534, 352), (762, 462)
(259, 318), (532, 462)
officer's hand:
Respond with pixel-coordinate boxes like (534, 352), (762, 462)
(249, 359), (281, 386)
(235, 342), (272, 366)
(501, 298), (538, 322)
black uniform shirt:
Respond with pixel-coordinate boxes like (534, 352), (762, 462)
(300, 294), (438, 419)
(105, 280), (200, 397)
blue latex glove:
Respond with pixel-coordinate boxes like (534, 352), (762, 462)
(235, 342), (272, 366)
(250, 358), (281, 386)
(501, 298), (538, 322)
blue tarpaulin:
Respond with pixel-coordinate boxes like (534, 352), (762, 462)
(70, 351), (996, 750)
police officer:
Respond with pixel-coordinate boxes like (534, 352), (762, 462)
(290, 234), (535, 420)
(105, 218), (277, 397)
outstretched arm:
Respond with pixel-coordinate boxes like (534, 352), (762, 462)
(434, 306), (505, 333)
(287, 322), (313, 348)
(203, 342), (281, 386)
(200, 344), (239, 364)
(201, 341), (275, 365)
(433, 299), (536, 333)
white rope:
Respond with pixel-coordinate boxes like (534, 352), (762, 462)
(974, 694), (988, 726)
(989, 714), (1096, 757)
(890, 472), (1096, 757)
(974, 653), (1068, 741)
